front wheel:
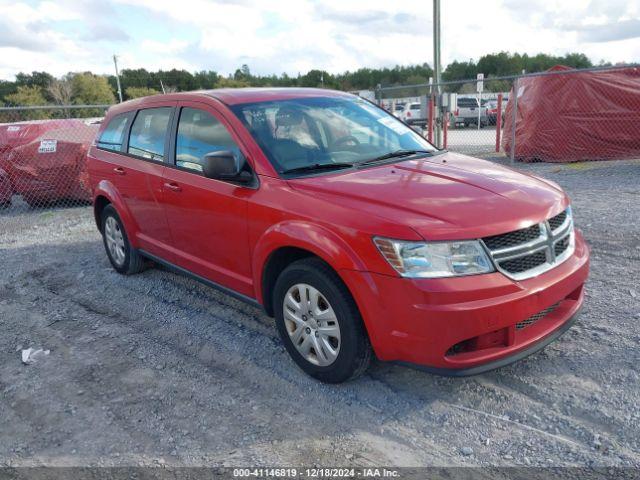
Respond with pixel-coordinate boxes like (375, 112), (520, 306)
(273, 258), (372, 383)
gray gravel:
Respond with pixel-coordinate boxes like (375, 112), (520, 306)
(0, 159), (639, 468)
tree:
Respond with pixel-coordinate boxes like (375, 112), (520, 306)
(443, 60), (478, 82)
(215, 76), (250, 88)
(15, 71), (54, 89)
(194, 70), (219, 89)
(48, 78), (73, 105)
(4, 85), (47, 105)
(70, 73), (115, 117)
(234, 64), (252, 82)
(71, 73), (115, 105)
(3, 85), (49, 119)
(125, 86), (160, 99)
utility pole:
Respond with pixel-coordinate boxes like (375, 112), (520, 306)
(433, 0), (442, 147)
(113, 54), (123, 103)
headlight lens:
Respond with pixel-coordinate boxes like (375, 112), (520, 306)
(374, 237), (495, 278)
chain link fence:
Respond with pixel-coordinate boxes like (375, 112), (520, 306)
(1, 66), (639, 220)
(377, 64), (640, 163)
(0, 105), (108, 215)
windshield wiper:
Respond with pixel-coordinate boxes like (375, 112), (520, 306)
(281, 162), (355, 175)
(358, 149), (434, 166)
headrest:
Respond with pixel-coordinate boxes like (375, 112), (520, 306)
(275, 107), (303, 127)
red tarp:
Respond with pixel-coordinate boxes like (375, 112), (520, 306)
(6, 122), (98, 205)
(502, 65), (640, 162)
(0, 119), (84, 170)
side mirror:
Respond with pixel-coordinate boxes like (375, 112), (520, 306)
(201, 150), (251, 183)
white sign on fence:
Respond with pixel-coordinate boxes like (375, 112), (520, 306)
(476, 73), (484, 93)
(7, 126), (20, 132)
(38, 140), (57, 154)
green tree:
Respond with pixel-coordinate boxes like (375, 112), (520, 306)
(71, 73), (115, 104)
(194, 70), (219, 89)
(3, 85), (49, 119)
(70, 73), (115, 117)
(15, 71), (54, 89)
(234, 64), (252, 82)
(215, 76), (250, 88)
(443, 60), (478, 82)
(125, 86), (160, 99)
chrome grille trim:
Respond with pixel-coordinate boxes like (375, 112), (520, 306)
(481, 209), (575, 281)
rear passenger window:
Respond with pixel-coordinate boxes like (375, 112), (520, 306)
(175, 108), (241, 173)
(97, 114), (129, 152)
(128, 107), (172, 162)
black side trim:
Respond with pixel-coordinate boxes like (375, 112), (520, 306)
(397, 308), (581, 377)
(138, 249), (263, 310)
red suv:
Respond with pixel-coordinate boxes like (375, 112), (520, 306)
(87, 89), (589, 383)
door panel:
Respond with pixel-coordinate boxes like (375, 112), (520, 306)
(119, 105), (176, 260)
(161, 102), (254, 297)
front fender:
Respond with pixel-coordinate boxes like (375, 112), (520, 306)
(93, 180), (140, 248)
(252, 220), (368, 305)
(252, 220), (390, 355)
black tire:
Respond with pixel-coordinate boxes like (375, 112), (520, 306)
(273, 258), (372, 383)
(100, 204), (145, 275)
(24, 197), (49, 209)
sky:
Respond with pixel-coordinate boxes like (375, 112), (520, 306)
(0, 0), (639, 81)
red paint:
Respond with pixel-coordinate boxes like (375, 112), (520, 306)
(495, 93), (503, 153)
(88, 89), (590, 373)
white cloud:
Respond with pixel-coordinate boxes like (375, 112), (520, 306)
(0, 0), (638, 81)
(141, 39), (189, 55)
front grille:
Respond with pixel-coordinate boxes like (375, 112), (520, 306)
(481, 209), (573, 281)
(516, 303), (559, 330)
(548, 210), (567, 231)
(554, 235), (570, 256)
(483, 224), (541, 250)
(500, 250), (547, 274)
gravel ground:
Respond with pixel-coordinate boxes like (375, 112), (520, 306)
(0, 159), (639, 469)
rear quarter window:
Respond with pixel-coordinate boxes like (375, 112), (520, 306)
(457, 98), (478, 107)
(97, 114), (130, 152)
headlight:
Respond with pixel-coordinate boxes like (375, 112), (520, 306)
(373, 237), (495, 278)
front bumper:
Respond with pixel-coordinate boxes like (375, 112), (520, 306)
(340, 229), (590, 373)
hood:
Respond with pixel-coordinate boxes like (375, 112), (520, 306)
(287, 152), (568, 241)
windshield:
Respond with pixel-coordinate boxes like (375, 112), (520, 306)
(230, 96), (437, 175)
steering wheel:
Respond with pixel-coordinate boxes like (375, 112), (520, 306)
(331, 135), (361, 149)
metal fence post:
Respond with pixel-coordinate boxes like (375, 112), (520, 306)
(495, 93), (502, 152)
(510, 77), (519, 164)
(443, 111), (448, 149)
(427, 95), (434, 144)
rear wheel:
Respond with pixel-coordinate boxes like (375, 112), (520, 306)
(273, 258), (372, 383)
(101, 205), (145, 275)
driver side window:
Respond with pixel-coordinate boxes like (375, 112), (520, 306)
(176, 108), (240, 173)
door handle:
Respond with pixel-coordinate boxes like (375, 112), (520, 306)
(113, 167), (126, 175)
(164, 182), (182, 192)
